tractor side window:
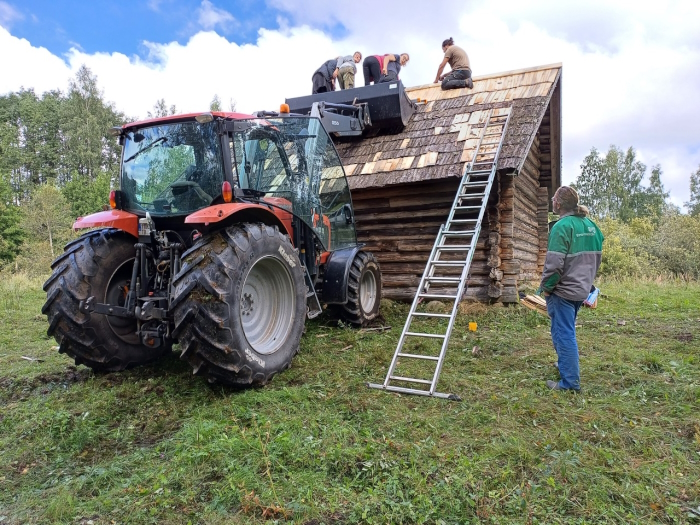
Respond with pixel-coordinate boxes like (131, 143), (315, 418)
(232, 133), (291, 195)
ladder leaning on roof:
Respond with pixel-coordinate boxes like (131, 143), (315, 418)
(367, 107), (512, 400)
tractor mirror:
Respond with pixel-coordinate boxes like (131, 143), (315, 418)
(344, 204), (353, 225)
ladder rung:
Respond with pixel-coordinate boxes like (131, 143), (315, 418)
(429, 260), (466, 266)
(466, 170), (491, 174)
(441, 230), (475, 236)
(449, 219), (478, 223)
(454, 206), (482, 210)
(397, 353), (440, 361)
(436, 245), (471, 251)
(459, 193), (486, 198)
(389, 375), (433, 385)
(404, 331), (447, 339)
(424, 276), (462, 282)
(411, 312), (452, 318)
(418, 293), (459, 299)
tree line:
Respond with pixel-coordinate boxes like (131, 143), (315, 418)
(0, 66), (230, 270)
(0, 66), (698, 277)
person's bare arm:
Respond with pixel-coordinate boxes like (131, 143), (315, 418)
(434, 57), (450, 83)
(383, 54), (396, 75)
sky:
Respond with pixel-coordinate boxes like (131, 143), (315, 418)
(1, 0), (698, 210)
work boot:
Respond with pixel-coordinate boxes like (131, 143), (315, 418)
(466, 78), (473, 89)
(546, 380), (580, 392)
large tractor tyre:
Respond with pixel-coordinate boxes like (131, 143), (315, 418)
(42, 228), (172, 371)
(170, 223), (306, 386)
(340, 251), (381, 327)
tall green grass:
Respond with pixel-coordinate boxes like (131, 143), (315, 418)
(0, 277), (698, 524)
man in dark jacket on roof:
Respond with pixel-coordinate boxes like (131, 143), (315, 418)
(539, 186), (604, 392)
(312, 58), (338, 94)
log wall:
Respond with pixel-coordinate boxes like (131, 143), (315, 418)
(352, 179), (499, 301)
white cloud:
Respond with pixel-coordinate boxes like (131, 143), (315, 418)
(0, 27), (72, 93)
(197, 0), (236, 31)
(0, 0), (698, 208)
(0, 0), (22, 29)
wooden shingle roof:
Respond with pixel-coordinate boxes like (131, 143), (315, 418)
(336, 63), (562, 191)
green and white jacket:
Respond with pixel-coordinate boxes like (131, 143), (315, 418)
(539, 212), (604, 302)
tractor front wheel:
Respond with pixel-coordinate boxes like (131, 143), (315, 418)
(171, 223), (306, 386)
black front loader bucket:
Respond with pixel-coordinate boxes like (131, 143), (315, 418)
(286, 81), (417, 131)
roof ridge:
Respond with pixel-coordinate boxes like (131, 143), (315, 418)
(406, 62), (562, 92)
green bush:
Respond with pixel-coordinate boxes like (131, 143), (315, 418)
(651, 214), (700, 278)
(597, 217), (657, 277)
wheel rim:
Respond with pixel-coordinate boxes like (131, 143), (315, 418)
(240, 256), (296, 355)
(104, 258), (140, 345)
(360, 268), (377, 314)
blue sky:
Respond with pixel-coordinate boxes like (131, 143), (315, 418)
(8, 1), (277, 54)
(1, 0), (699, 209)
(6, 0), (348, 56)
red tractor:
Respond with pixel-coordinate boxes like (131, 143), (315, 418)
(42, 108), (382, 386)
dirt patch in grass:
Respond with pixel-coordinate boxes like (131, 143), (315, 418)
(676, 332), (693, 342)
(32, 365), (91, 385)
(0, 365), (92, 400)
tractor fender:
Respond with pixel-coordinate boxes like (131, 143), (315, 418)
(321, 244), (365, 305)
(185, 203), (293, 239)
(73, 210), (139, 238)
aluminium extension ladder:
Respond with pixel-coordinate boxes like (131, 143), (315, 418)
(367, 108), (512, 400)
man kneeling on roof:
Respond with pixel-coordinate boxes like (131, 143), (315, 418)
(434, 37), (473, 90)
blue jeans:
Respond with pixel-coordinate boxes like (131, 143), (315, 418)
(545, 294), (583, 390)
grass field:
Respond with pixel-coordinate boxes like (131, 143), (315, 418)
(0, 274), (699, 524)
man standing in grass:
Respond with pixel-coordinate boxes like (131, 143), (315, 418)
(539, 186), (604, 391)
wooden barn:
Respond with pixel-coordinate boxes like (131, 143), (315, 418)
(335, 63), (562, 303)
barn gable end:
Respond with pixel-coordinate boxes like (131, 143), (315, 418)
(336, 64), (562, 302)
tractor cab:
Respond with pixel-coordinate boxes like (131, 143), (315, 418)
(109, 112), (356, 252)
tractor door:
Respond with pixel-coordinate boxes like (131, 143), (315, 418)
(230, 117), (357, 252)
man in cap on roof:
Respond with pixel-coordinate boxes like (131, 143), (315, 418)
(335, 52), (363, 90)
(434, 37), (473, 90)
(539, 186), (604, 392)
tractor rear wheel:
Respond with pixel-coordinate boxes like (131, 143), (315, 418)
(171, 223), (306, 386)
(42, 228), (171, 371)
(340, 251), (381, 326)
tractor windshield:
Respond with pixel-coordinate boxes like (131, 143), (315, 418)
(120, 121), (224, 216)
(231, 116), (356, 251)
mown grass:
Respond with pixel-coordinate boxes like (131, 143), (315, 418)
(0, 275), (699, 524)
